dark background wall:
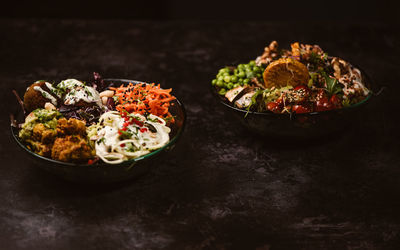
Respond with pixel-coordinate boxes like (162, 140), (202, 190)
(1, 0), (398, 22)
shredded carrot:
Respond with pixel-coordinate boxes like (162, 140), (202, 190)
(110, 83), (176, 122)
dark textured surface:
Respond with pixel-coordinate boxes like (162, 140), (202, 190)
(1, 20), (400, 249)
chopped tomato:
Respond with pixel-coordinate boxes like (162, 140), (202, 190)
(330, 94), (342, 108)
(267, 102), (282, 113)
(292, 104), (312, 113)
(292, 85), (310, 103)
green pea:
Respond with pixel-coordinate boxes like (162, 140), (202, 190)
(216, 80), (224, 87)
(227, 83), (234, 89)
(233, 83), (240, 88)
(223, 72), (230, 77)
(238, 78), (243, 84)
(249, 60), (256, 66)
(212, 79), (217, 85)
(224, 76), (231, 82)
(238, 71), (246, 78)
(243, 78), (250, 84)
(246, 71), (255, 78)
(231, 75), (238, 82)
(257, 73), (262, 78)
(218, 69), (226, 74)
(218, 88), (227, 95)
(253, 66), (261, 73)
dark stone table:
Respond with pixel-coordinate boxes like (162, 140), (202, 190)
(0, 20), (399, 249)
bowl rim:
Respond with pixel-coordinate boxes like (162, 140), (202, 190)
(11, 78), (186, 168)
(211, 66), (375, 117)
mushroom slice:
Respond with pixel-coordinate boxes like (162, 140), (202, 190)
(235, 91), (256, 109)
(225, 85), (248, 103)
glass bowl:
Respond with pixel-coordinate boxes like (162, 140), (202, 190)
(211, 69), (377, 138)
(11, 79), (186, 183)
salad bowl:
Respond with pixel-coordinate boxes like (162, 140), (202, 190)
(212, 69), (378, 138)
(11, 79), (186, 183)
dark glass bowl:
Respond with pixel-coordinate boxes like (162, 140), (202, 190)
(212, 71), (377, 138)
(11, 79), (186, 183)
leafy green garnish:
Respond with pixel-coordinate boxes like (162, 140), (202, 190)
(323, 74), (342, 96)
(308, 72), (319, 87)
(245, 89), (264, 117)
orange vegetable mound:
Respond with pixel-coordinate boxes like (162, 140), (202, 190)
(110, 83), (176, 121)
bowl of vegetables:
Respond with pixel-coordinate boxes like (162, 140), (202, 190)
(211, 41), (377, 138)
(11, 74), (186, 183)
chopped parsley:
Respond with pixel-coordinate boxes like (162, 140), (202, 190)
(163, 116), (175, 123)
(119, 129), (133, 140)
(97, 137), (106, 145)
(146, 116), (160, 123)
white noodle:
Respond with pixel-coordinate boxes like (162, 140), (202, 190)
(93, 111), (171, 164)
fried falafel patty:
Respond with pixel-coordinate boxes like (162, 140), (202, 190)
(23, 81), (59, 113)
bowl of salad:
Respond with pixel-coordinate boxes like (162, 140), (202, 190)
(11, 73), (186, 183)
(211, 41), (376, 138)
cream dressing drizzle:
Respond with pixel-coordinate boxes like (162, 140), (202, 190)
(33, 86), (58, 106)
(44, 82), (62, 98)
(58, 79), (102, 107)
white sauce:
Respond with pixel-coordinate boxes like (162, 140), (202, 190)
(45, 82), (62, 98)
(33, 86), (58, 106)
(58, 79), (102, 107)
(94, 111), (170, 164)
(64, 86), (102, 106)
(57, 79), (85, 90)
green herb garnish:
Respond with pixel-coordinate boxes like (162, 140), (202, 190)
(119, 130), (133, 140)
(324, 74), (342, 96)
(163, 115), (176, 123)
(97, 137), (106, 145)
(113, 95), (119, 103)
(245, 89), (264, 117)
